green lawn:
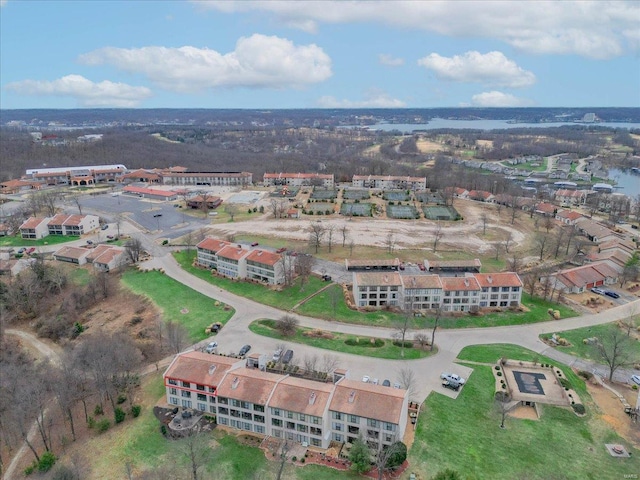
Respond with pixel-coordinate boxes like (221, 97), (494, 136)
(542, 322), (640, 362)
(0, 234), (80, 247)
(121, 269), (234, 342)
(173, 250), (327, 311)
(68, 267), (92, 286)
(410, 344), (639, 479)
(249, 319), (434, 360)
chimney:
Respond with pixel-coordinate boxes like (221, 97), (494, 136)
(231, 377), (239, 389)
(383, 275), (389, 283)
(348, 391), (356, 403)
(487, 276), (492, 284)
(309, 392), (316, 405)
(464, 279), (469, 287)
(208, 365), (216, 375)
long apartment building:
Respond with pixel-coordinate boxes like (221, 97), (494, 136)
(263, 173), (334, 188)
(352, 175), (426, 191)
(120, 169), (252, 186)
(196, 237), (286, 285)
(164, 352), (408, 450)
(353, 271), (523, 312)
(47, 213), (99, 236)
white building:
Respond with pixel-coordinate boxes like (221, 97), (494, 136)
(352, 175), (426, 191)
(19, 217), (50, 239)
(263, 173), (334, 188)
(47, 214), (99, 236)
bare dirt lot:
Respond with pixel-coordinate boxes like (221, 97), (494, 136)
(588, 381), (640, 448)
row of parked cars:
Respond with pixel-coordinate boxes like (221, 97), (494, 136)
(590, 287), (620, 299)
(362, 375), (400, 388)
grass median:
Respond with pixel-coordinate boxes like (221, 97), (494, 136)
(249, 319), (434, 360)
(122, 268), (234, 342)
(410, 343), (638, 478)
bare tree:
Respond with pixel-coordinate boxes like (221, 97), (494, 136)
(326, 224), (336, 253)
(595, 328), (636, 381)
(348, 239), (355, 256)
(430, 307), (442, 351)
(508, 255), (522, 274)
(177, 426), (212, 480)
(274, 439), (291, 480)
(393, 312), (412, 358)
(321, 353), (340, 374)
(385, 231), (396, 254)
(294, 253), (315, 291)
(432, 222), (443, 252)
(533, 233), (549, 261)
(166, 320), (189, 354)
(308, 222), (326, 253)
(281, 252), (296, 287)
(303, 354), (319, 374)
(125, 237), (144, 263)
(224, 204), (239, 222)
(398, 367), (416, 400)
(370, 436), (407, 480)
(72, 193), (83, 215)
(340, 224), (349, 247)
(504, 231), (513, 253)
(276, 314), (299, 337)
(480, 212), (489, 235)
(414, 333), (430, 349)
(39, 190), (60, 217)
(269, 198), (288, 219)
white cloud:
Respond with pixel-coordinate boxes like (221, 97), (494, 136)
(378, 54), (404, 67)
(195, 1), (640, 59)
(4, 74), (152, 107)
(418, 51), (535, 88)
(317, 90), (406, 108)
(0, 0), (7, 7)
(469, 91), (534, 107)
(78, 34), (332, 93)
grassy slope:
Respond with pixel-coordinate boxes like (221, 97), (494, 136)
(410, 344), (639, 479)
(121, 269), (234, 342)
(0, 234), (80, 247)
(544, 322), (640, 362)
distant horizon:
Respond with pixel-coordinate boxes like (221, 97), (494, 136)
(2, 107), (639, 111)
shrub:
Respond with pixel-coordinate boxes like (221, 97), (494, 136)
(87, 416), (96, 429)
(129, 315), (143, 326)
(131, 405), (142, 417)
(97, 418), (111, 433)
(160, 425), (167, 436)
(38, 451), (57, 472)
(633, 385), (638, 391)
(51, 464), (78, 480)
(392, 340), (413, 348)
(301, 457), (305, 463)
(70, 322), (84, 339)
(496, 372), (502, 377)
(292, 456), (297, 462)
(494, 366), (501, 370)
(94, 405), (104, 416)
(572, 404), (586, 414)
(161, 239), (169, 245)
(559, 378), (572, 389)
(117, 394), (127, 405)
(115, 407), (126, 423)
(24, 462), (37, 476)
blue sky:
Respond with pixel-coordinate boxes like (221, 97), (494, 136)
(1, 0), (639, 109)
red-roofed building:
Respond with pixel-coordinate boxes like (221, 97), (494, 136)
(19, 217), (50, 239)
(441, 276), (481, 312)
(475, 273), (523, 308)
(0, 179), (43, 194)
(186, 195), (223, 210)
(543, 262), (620, 294)
(467, 190), (494, 203)
(555, 210), (584, 225)
(85, 245), (128, 272)
(120, 169), (162, 183)
(216, 245), (252, 279)
(534, 202), (557, 217)
(245, 249), (285, 284)
(122, 185), (178, 201)
(53, 246), (91, 265)
(47, 214), (99, 236)
(196, 238), (231, 269)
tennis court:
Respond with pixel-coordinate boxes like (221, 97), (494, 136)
(310, 188), (338, 200)
(383, 190), (411, 201)
(423, 205), (461, 221)
(304, 202), (334, 214)
(340, 203), (372, 216)
(416, 191), (445, 204)
(343, 189), (370, 200)
(387, 204), (419, 219)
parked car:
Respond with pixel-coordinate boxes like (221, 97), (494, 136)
(251, 242), (259, 247)
(86, 240), (93, 245)
(631, 375), (640, 386)
(604, 290), (620, 299)
(442, 379), (460, 391)
(26, 247), (36, 254)
(382, 379), (391, 387)
(393, 382), (402, 389)
(101, 224), (109, 230)
(282, 349), (294, 364)
(440, 373), (466, 385)
(362, 375), (370, 383)
(590, 287), (606, 295)
(205, 341), (218, 354)
(371, 378), (379, 385)
(153, 213), (162, 218)
(239, 344), (251, 356)
(418, 263), (426, 271)
(322, 274), (332, 281)
(273, 348), (283, 362)
(106, 235), (114, 240)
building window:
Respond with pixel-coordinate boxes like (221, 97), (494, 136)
(255, 425), (265, 434)
(333, 433), (343, 442)
(210, 406), (216, 414)
(218, 417), (228, 426)
(312, 416), (321, 425)
(254, 415), (265, 424)
(272, 418), (283, 427)
(348, 415), (360, 424)
(181, 391), (191, 398)
(182, 381), (190, 388)
(286, 422), (295, 430)
(286, 411), (294, 419)
(196, 384), (205, 391)
(209, 396), (216, 403)
(231, 399), (240, 407)
(272, 408), (281, 417)
(197, 393), (207, 401)
(182, 400), (192, 408)
(218, 397), (228, 405)
(311, 438), (322, 447)
(197, 403), (206, 412)
(168, 379), (177, 385)
(297, 424), (308, 433)
(218, 407), (229, 415)
(170, 397), (178, 405)
(299, 414), (305, 422)
(332, 422), (343, 431)
(332, 411), (343, 420)
(254, 404), (265, 412)
(367, 419), (379, 428)
(169, 388), (177, 395)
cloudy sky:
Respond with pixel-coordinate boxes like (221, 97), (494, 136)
(1, 0), (639, 109)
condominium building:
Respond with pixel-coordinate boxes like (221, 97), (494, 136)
(440, 276), (481, 312)
(352, 175), (426, 191)
(263, 173), (334, 188)
(47, 214), (99, 236)
(164, 352), (408, 451)
(475, 273), (523, 308)
(352, 272), (402, 308)
(195, 238), (231, 269)
(19, 217), (50, 239)
(401, 275), (443, 310)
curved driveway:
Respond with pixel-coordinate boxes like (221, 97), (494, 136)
(142, 251), (640, 403)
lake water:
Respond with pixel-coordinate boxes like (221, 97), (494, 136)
(360, 118), (640, 132)
(608, 169), (640, 197)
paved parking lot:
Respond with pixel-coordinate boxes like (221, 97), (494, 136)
(80, 193), (209, 234)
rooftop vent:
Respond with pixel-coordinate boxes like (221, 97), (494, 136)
(208, 365), (216, 375)
(464, 279), (469, 287)
(383, 275), (389, 283)
(348, 391), (356, 403)
(257, 251), (262, 256)
(309, 392), (316, 405)
(231, 377), (239, 389)
(487, 276), (493, 284)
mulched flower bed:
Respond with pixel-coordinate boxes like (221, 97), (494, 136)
(303, 451), (351, 471)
